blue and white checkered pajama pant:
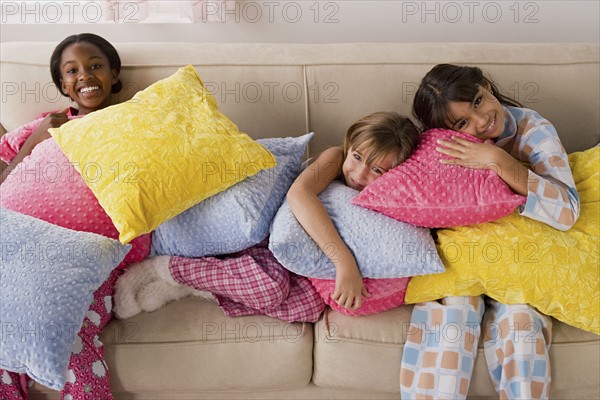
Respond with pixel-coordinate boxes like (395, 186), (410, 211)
(400, 296), (552, 399)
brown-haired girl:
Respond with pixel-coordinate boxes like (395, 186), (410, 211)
(400, 64), (579, 400)
(287, 111), (420, 311)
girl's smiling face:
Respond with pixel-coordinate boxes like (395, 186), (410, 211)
(342, 147), (397, 191)
(59, 42), (118, 115)
(445, 84), (506, 140)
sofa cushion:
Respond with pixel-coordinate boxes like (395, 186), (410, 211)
(49, 65), (275, 243)
(99, 296), (313, 393)
(352, 128), (526, 227)
(313, 307), (600, 397)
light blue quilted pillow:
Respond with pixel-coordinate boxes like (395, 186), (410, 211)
(269, 181), (445, 279)
(151, 133), (313, 257)
(0, 208), (131, 390)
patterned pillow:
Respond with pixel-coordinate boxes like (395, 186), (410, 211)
(269, 181), (444, 279)
(0, 139), (150, 266)
(352, 128), (526, 227)
(0, 208), (131, 390)
(309, 277), (410, 316)
(49, 65), (275, 243)
(406, 148), (599, 334)
(151, 133), (313, 257)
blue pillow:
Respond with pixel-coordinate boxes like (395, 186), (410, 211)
(151, 133), (314, 257)
(268, 181), (445, 279)
(0, 208), (131, 390)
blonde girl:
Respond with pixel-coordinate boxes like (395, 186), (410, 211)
(287, 111), (420, 311)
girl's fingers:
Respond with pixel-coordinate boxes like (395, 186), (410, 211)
(347, 296), (358, 310)
(439, 158), (461, 165)
(436, 139), (455, 149)
(331, 287), (368, 309)
(438, 137), (474, 151)
(339, 296), (349, 308)
(450, 136), (472, 145)
(332, 292), (363, 310)
(344, 298), (352, 309)
(362, 286), (370, 298)
(436, 147), (463, 158)
(437, 138), (465, 148)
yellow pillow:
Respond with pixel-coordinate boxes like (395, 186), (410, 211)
(406, 147), (599, 334)
(50, 65), (275, 243)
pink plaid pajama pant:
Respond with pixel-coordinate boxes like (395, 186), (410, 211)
(168, 243), (325, 323)
(400, 296), (552, 399)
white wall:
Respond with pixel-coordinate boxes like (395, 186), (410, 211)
(1, 1), (599, 44)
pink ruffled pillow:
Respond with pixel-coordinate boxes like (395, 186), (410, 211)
(308, 277), (410, 316)
(0, 139), (150, 266)
(352, 128), (526, 228)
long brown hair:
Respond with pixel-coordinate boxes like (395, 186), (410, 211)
(412, 64), (522, 130)
(343, 111), (420, 167)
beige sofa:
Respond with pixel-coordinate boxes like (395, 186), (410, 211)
(1, 42), (599, 400)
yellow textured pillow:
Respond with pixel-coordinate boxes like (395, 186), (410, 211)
(50, 65), (275, 243)
(406, 147), (599, 334)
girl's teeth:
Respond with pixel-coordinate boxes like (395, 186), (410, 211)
(486, 117), (495, 132)
(80, 86), (98, 93)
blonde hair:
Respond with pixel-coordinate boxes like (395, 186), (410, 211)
(343, 111), (420, 167)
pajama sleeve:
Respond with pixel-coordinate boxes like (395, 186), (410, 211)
(0, 115), (47, 163)
(515, 109), (580, 231)
(0, 108), (78, 164)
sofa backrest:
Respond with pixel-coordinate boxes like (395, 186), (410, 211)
(2, 42), (598, 154)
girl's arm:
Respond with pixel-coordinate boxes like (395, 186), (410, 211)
(512, 115), (579, 230)
(437, 109), (579, 231)
(287, 147), (369, 310)
(0, 109), (69, 184)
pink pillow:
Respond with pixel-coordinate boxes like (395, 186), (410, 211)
(308, 277), (410, 316)
(352, 128), (526, 228)
(0, 139), (150, 266)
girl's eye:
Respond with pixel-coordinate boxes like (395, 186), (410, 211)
(66, 68), (77, 74)
(353, 153), (361, 161)
(474, 96), (482, 108)
(91, 64), (102, 70)
(457, 120), (467, 129)
(372, 167), (383, 174)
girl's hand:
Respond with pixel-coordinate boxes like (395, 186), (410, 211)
(436, 137), (502, 170)
(26, 109), (70, 148)
(437, 136), (529, 195)
(331, 264), (370, 310)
